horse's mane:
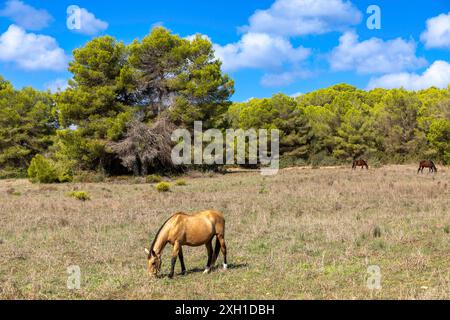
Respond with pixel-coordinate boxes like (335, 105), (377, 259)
(149, 212), (185, 256)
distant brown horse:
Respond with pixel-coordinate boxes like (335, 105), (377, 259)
(145, 210), (227, 278)
(418, 160), (437, 173)
(352, 159), (369, 170)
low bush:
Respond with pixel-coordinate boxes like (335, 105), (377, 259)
(68, 191), (91, 201)
(28, 155), (73, 183)
(155, 182), (171, 192)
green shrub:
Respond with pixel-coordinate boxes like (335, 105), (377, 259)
(175, 179), (187, 186)
(155, 182), (171, 192)
(444, 152), (450, 166)
(68, 191), (91, 201)
(55, 162), (73, 183)
(28, 155), (73, 183)
(146, 174), (162, 183)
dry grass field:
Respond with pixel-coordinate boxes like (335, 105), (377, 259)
(0, 165), (449, 300)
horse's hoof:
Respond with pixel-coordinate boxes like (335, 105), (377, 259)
(203, 268), (211, 274)
(223, 264), (228, 270)
(181, 271), (187, 276)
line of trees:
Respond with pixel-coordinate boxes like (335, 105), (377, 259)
(228, 84), (450, 167)
(0, 27), (449, 181)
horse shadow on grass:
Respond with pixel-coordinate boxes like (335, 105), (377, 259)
(159, 263), (249, 278)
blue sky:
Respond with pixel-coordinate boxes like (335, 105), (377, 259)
(0, 0), (449, 101)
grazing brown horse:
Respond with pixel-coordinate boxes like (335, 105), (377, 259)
(352, 159), (369, 170)
(418, 160), (437, 173)
(144, 210), (227, 278)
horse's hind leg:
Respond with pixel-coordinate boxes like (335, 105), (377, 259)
(178, 247), (186, 275)
(218, 234), (228, 269)
(204, 240), (213, 274)
(211, 237), (221, 267)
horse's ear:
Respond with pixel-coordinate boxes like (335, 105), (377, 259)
(151, 249), (156, 257)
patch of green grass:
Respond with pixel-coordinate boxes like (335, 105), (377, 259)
(175, 179), (187, 186)
(370, 239), (387, 251)
(248, 241), (270, 254)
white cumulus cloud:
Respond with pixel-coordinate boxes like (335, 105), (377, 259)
(330, 31), (427, 74)
(290, 91), (303, 97)
(0, 25), (68, 71)
(45, 78), (69, 93)
(185, 33), (212, 42)
(212, 0), (362, 86)
(0, 0), (53, 31)
(241, 0), (362, 36)
(261, 70), (312, 87)
(367, 60), (450, 90)
(72, 8), (108, 36)
(420, 12), (450, 49)
(213, 32), (310, 72)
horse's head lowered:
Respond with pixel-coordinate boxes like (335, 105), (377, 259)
(145, 248), (162, 277)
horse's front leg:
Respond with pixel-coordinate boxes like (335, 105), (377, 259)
(178, 247), (186, 275)
(169, 241), (181, 278)
(204, 240), (213, 274)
